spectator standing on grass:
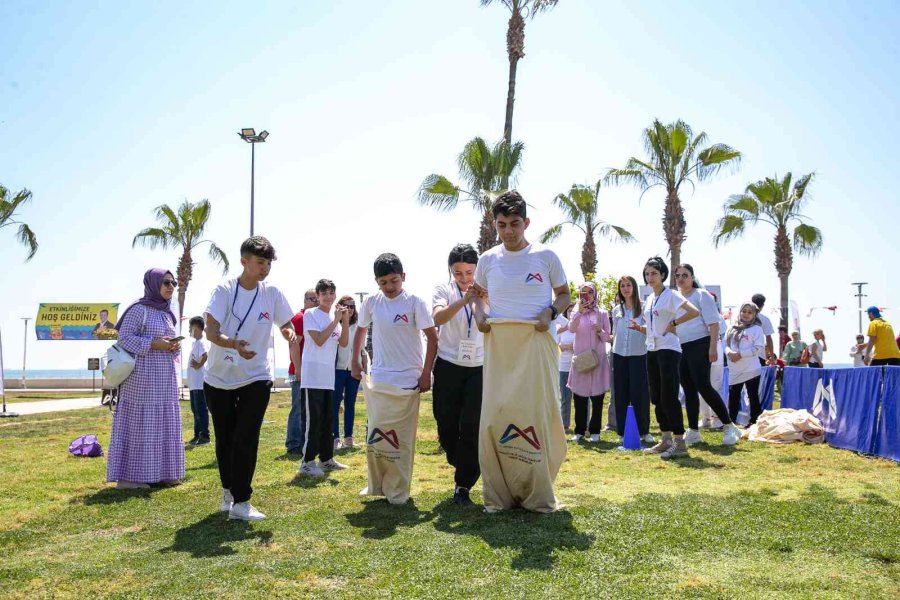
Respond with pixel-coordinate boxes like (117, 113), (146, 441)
(864, 307), (900, 366)
(187, 316), (210, 446)
(557, 303), (575, 431)
(611, 275), (652, 445)
(334, 295), (366, 450)
(808, 329), (827, 369)
(726, 302), (766, 425)
(782, 331), (807, 367)
(751, 293), (776, 365)
(850, 334), (868, 367)
(567, 282), (611, 443)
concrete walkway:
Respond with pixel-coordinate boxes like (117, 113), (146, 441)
(2, 397), (103, 416)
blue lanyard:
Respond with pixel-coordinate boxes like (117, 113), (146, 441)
(649, 289), (665, 330)
(456, 283), (473, 338)
(231, 280), (260, 337)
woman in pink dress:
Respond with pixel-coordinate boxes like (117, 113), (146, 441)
(567, 282), (611, 443)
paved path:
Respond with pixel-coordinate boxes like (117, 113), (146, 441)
(3, 397), (103, 416)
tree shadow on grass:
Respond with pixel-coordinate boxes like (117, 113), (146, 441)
(665, 455), (725, 470)
(274, 452), (303, 462)
(76, 487), (155, 505)
(187, 460), (218, 471)
(576, 439), (621, 453)
(431, 499), (593, 571)
(160, 512), (273, 558)
(288, 473), (339, 489)
(345, 499), (433, 540)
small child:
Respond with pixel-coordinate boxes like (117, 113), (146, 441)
(187, 316), (210, 445)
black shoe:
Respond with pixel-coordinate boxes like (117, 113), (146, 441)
(195, 436), (210, 446)
(186, 436), (199, 446)
(453, 487), (474, 507)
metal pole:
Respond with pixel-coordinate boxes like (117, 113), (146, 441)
(852, 282), (868, 335)
(0, 326), (18, 418)
(250, 142), (256, 236)
(21, 317), (30, 390)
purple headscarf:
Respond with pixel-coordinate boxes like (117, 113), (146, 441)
(115, 268), (177, 330)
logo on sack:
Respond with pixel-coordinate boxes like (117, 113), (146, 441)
(393, 314), (409, 324)
(499, 424), (541, 450)
(257, 311), (270, 322)
(368, 428), (400, 449)
(525, 273), (544, 283)
(462, 354), (472, 361)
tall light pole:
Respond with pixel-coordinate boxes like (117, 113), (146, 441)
(237, 128), (269, 236)
(852, 282), (868, 335)
(20, 317), (30, 390)
(0, 326), (17, 418)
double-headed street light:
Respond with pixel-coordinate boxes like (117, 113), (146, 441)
(237, 128), (269, 236)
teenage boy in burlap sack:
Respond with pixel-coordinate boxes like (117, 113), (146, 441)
(472, 191), (571, 513)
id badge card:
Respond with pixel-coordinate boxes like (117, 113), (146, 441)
(457, 340), (477, 364)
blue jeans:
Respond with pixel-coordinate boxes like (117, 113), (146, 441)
(189, 389), (209, 438)
(559, 370), (572, 429)
(333, 369), (361, 439)
(285, 380), (306, 452)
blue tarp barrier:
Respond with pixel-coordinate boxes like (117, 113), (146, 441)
(825, 367), (881, 454)
(779, 367), (827, 410)
(874, 366), (900, 462)
(759, 366), (776, 411)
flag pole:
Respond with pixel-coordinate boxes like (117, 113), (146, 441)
(0, 326), (20, 418)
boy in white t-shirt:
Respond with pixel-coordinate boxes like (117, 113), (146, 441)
(299, 279), (351, 477)
(203, 236), (296, 522)
(187, 316), (210, 446)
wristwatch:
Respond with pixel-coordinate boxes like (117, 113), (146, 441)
(549, 305), (559, 320)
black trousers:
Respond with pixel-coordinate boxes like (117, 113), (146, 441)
(647, 349), (684, 435)
(680, 337), (732, 428)
(205, 380), (271, 504)
(573, 393), (605, 435)
(729, 375), (761, 424)
(302, 388), (334, 463)
(612, 353), (650, 436)
(871, 358), (900, 366)
(432, 357), (482, 489)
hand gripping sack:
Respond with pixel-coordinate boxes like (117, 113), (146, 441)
(69, 434), (104, 457)
(479, 319), (567, 513)
(102, 307), (147, 387)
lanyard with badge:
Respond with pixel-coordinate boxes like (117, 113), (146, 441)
(231, 279), (260, 339)
(455, 283), (477, 364)
(647, 289), (666, 351)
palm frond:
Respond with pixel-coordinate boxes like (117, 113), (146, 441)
(457, 137), (493, 193)
(417, 175), (462, 212)
(16, 223), (38, 260)
(712, 214), (747, 247)
(603, 166), (650, 190)
(191, 199), (212, 232)
(207, 242), (230, 275)
(539, 223), (566, 244)
(153, 204), (182, 239)
(596, 223), (636, 243)
(696, 144), (742, 181)
(793, 223), (823, 257)
(725, 194), (761, 218)
(132, 227), (175, 250)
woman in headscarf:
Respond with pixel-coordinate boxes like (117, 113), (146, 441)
(566, 282), (611, 443)
(725, 302), (766, 425)
(106, 268), (184, 489)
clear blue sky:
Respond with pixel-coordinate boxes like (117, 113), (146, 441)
(2, 0), (899, 371)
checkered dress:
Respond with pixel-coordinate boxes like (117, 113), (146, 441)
(106, 305), (185, 483)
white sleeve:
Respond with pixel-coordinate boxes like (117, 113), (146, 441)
(698, 291), (720, 326)
(414, 296), (435, 330)
(474, 256), (488, 289)
(760, 314), (775, 336)
(358, 296), (374, 328)
(432, 284), (449, 310)
(670, 290), (687, 314)
(271, 286), (295, 327)
(547, 250), (567, 288)
(205, 283), (230, 324)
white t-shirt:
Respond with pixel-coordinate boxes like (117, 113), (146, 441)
(359, 290), (434, 388)
(336, 323), (360, 370)
(187, 338), (209, 390)
(474, 243), (567, 320)
(301, 306), (343, 390)
(758, 312), (775, 336)
(550, 315), (568, 344)
(809, 339), (824, 364)
(558, 327), (576, 371)
(676, 288), (720, 344)
(432, 282), (484, 367)
(642, 288), (687, 353)
(204, 279), (294, 390)
(726, 324), (765, 385)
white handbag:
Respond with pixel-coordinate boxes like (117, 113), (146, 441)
(102, 307), (147, 387)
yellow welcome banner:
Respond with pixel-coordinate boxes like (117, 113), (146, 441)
(35, 303), (120, 341)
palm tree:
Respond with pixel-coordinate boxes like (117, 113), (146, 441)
(0, 184), (38, 260)
(417, 137), (524, 253)
(481, 0), (558, 188)
(133, 199), (229, 326)
(604, 119), (742, 286)
(539, 181), (636, 278)
(713, 172), (822, 330)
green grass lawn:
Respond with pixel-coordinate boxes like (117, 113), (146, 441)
(0, 392), (897, 599)
(3, 391), (105, 402)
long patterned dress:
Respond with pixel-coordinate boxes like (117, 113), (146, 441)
(106, 305), (184, 483)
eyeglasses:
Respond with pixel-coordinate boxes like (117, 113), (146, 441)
(340, 304), (356, 309)
(161, 280), (178, 288)
(674, 273), (691, 279)
(304, 296), (317, 302)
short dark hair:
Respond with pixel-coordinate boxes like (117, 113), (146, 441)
(189, 316), (205, 331)
(240, 236), (277, 261)
(643, 256), (669, 284)
(99, 309), (108, 316)
(447, 243), (478, 267)
(374, 253), (403, 278)
(315, 279), (336, 294)
(675, 263), (700, 288)
(752, 293), (765, 307)
(492, 190), (526, 219)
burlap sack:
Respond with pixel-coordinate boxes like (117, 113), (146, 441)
(479, 319), (567, 513)
(361, 377), (420, 504)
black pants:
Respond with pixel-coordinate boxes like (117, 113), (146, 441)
(573, 393), (605, 435)
(729, 375), (761, 424)
(612, 353), (650, 436)
(302, 388), (334, 463)
(808, 362), (824, 369)
(871, 358), (900, 366)
(647, 349), (684, 435)
(205, 380), (271, 504)
(680, 337), (732, 428)
(432, 357), (482, 489)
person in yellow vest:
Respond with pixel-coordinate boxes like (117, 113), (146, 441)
(863, 307), (900, 366)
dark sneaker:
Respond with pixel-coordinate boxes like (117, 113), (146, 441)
(195, 436), (210, 446)
(186, 436), (199, 446)
(453, 487), (474, 507)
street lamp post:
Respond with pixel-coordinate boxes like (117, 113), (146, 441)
(237, 128), (269, 236)
(852, 282), (868, 335)
(20, 317), (30, 390)
(0, 326), (18, 418)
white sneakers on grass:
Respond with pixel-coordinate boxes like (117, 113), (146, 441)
(220, 489), (234, 512)
(570, 434), (583, 442)
(642, 433), (655, 444)
(683, 429), (702, 446)
(589, 434), (600, 443)
(300, 461), (326, 477)
(229, 502), (266, 521)
(722, 423), (742, 446)
(321, 458), (348, 471)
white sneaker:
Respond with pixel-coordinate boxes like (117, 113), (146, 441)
(570, 434), (583, 442)
(320, 458), (348, 471)
(299, 461), (326, 477)
(220, 489), (234, 512)
(722, 423), (741, 446)
(683, 429), (702, 446)
(642, 433), (655, 444)
(229, 501), (266, 521)
(589, 434), (600, 443)
(333, 438), (343, 450)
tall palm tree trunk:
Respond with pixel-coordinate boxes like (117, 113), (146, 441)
(500, 8), (524, 190)
(775, 226), (793, 331)
(663, 189), (685, 287)
(581, 230), (597, 279)
(478, 208), (498, 254)
(176, 249), (194, 332)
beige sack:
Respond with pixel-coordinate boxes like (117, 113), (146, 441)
(744, 409), (825, 444)
(480, 319), (567, 513)
(361, 377), (420, 504)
